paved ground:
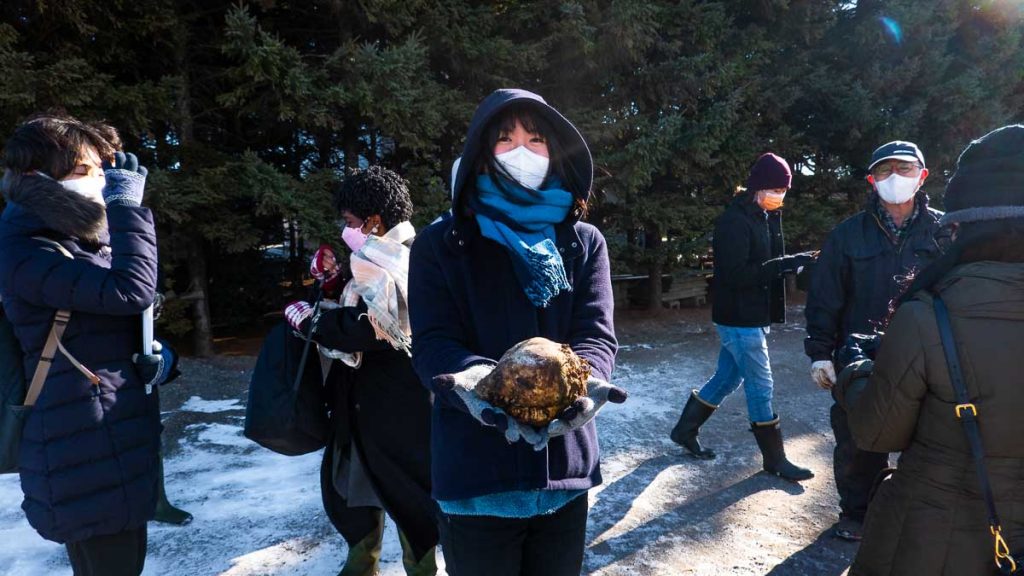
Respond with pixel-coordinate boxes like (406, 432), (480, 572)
(0, 301), (863, 575)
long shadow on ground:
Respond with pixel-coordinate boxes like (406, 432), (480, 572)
(585, 460), (805, 573)
(764, 526), (857, 576)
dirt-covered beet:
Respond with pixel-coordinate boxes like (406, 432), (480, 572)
(475, 337), (590, 427)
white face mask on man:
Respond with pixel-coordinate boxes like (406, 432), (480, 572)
(874, 173), (920, 204)
(37, 171), (106, 205)
(495, 146), (550, 190)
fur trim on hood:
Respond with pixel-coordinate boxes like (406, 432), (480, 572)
(2, 173), (107, 244)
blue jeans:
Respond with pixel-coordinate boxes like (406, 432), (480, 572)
(696, 324), (775, 423)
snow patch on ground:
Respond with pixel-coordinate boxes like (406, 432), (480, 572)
(179, 396), (245, 413)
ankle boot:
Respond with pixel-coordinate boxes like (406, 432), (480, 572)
(669, 391), (717, 459)
(339, 511), (385, 576)
(153, 451), (193, 525)
(398, 530), (437, 576)
(750, 416), (814, 482)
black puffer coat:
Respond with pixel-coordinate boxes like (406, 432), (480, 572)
(711, 192), (785, 327)
(0, 176), (160, 544)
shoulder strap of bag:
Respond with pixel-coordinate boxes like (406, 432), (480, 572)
(932, 293), (1018, 574)
(23, 238), (99, 407)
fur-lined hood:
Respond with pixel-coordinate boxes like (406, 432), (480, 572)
(1, 173), (107, 244)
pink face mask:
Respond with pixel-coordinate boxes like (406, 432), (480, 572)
(342, 225), (369, 253)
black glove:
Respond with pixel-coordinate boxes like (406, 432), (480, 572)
(837, 333), (883, 368)
(132, 339), (181, 389)
(775, 253), (817, 276)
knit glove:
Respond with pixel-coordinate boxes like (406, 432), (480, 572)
(309, 244), (342, 296)
(469, 376), (627, 452)
(810, 360), (836, 390)
(285, 300), (314, 333)
(431, 365), (545, 445)
(101, 151), (148, 207)
(132, 339), (181, 391)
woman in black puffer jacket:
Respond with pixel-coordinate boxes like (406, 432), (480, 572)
(0, 115), (161, 576)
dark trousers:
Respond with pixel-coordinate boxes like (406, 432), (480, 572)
(830, 400), (889, 521)
(439, 494), (589, 576)
(321, 436), (386, 545)
(65, 525), (147, 576)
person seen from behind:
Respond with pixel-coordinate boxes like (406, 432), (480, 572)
(834, 124), (1024, 575)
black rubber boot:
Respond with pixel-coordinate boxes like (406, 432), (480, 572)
(669, 390), (717, 459)
(339, 510), (385, 576)
(751, 416), (814, 482)
(153, 451), (193, 525)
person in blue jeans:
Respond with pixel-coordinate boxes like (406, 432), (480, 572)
(669, 152), (814, 482)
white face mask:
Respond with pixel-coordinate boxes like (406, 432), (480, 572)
(875, 173), (919, 205)
(495, 146), (550, 190)
(37, 172), (106, 205)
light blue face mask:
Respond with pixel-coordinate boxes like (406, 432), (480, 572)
(36, 171), (106, 204)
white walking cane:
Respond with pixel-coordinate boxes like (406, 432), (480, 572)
(143, 304), (154, 393)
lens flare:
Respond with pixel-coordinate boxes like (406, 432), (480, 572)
(880, 16), (903, 45)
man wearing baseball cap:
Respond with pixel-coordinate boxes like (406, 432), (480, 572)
(804, 140), (943, 540)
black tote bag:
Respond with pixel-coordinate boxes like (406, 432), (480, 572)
(244, 321), (329, 456)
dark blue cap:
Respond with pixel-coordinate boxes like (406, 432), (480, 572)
(869, 141), (925, 170)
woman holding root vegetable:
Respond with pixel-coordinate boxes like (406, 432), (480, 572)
(408, 88), (625, 576)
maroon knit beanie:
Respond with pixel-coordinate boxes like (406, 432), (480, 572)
(745, 153), (792, 191)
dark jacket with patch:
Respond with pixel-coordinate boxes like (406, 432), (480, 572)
(408, 89), (617, 501)
(804, 195), (941, 364)
(0, 176), (160, 544)
(840, 262), (1024, 576)
(711, 192), (785, 327)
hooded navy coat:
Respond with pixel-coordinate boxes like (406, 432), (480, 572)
(408, 89), (617, 501)
(0, 175), (160, 544)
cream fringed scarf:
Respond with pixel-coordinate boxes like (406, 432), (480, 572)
(318, 221), (415, 368)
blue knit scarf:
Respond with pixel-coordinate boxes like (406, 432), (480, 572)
(471, 175), (573, 307)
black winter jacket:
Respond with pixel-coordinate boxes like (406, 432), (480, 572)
(711, 193), (785, 327)
(804, 195), (941, 364)
(0, 176), (160, 544)
(313, 298), (437, 555)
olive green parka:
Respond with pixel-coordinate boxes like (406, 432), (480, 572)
(840, 261), (1024, 576)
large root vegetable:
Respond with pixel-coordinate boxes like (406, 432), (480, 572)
(475, 337), (590, 427)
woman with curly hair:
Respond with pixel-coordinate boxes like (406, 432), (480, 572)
(284, 165), (437, 576)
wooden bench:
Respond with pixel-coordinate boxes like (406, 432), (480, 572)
(626, 272), (711, 309)
(660, 275), (710, 308)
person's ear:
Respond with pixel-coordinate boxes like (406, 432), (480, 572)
(866, 174), (875, 186)
(918, 168), (929, 185)
(366, 215), (383, 234)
